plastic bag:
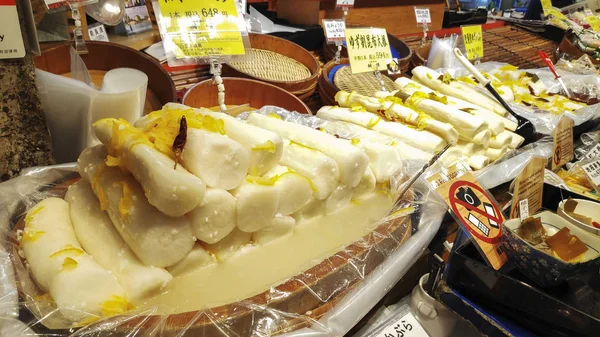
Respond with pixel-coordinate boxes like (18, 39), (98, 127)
(438, 61), (600, 135)
(0, 136), (447, 336)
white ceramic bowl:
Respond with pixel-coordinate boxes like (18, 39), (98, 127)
(557, 199), (600, 236)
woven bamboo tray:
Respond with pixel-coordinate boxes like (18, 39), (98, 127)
(223, 33), (320, 99)
(182, 77), (312, 115)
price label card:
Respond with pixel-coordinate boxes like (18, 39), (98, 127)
(0, 0), (25, 59)
(461, 25), (483, 60)
(519, 199), (530, 220)
(545, 8), (569, 20)
(376, 312), (429, 337)
(551, 115), (574, 171)
(414, 7), (431, 24)
(157, 0), (246, 59)
(345, 28), (392, 74)
(88, 23), (109, 42)
(427, 162), (507, 270)
(510, 157), (545, 220)
(323, 19), (345, 43)
(585, 9), (594, 16)
(582, 160), (600, 192)
(336, 0), (354, 8)
(541, 0), (553, 15)
(588, 15), (600, 31)
(544, 169), (571, 190)
(585, 143), (600, 159)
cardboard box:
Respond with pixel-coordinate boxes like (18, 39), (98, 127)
(276, 0), (446, 36)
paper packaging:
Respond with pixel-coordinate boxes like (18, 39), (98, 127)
(509, 157), (546, 219)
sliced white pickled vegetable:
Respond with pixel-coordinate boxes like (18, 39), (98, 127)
(469, 154), (491, 170)
(166, 244), (217, 277)
(78, 146), (195, 268)
(94, 119), (205, 217)
(231, 178), (279, 233)
(469, 129), (492, 147)
(253, 215), (296, 245)
(203, 228), (252, 261)
(489, 131), (513, 149)
(316, 106), (445, 153)
(335, 91), (459, 144)
(21, 198), (126, 322)
(292, 198), (325, 221)
(325, 185), (353, 215)
(485, 146), (509, 161)
(264, 166), (313, 215)
(504, 130), (524, 149)
(247, 113), (369, 187)
(65, 181), (172, 302)
(161, 103), (283, 175)
(353, 167), (376, 199)
(188, 188), (236, 244)
(395, 77), (516, 133)
(280, 139), (338, 200)
(411, 66), (507, 116)
(182, 129), (249, 190)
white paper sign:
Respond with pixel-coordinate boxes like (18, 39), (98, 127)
(544, 169), (570, 191)
(88, 23), (109, 42)
(582, 160), (600, 186)
(519, 199), (529, 220)
(585, 9), (594, 16)
(414, 7), (432, 24)
(323, 19), (345, 43)
(376, 312), (429, 337)
(336, 0), (354, 8)
(0, 0), (25, 59)
(585, 143), (600, 159)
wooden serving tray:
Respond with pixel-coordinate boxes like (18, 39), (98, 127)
(9, 173), (413, 336)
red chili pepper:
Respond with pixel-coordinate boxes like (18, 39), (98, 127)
(592, 221), (600, 229)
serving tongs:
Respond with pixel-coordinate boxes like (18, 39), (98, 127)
(538, 50), (573, 99)
(453, 48), (537, 146)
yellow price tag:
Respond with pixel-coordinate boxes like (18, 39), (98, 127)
(545, 8), (568, 21)
(540, 0), (553, 15)
(461, 25), (483, 60)
(588, 15), (600, 32)
(158, 0), (245, 58)
(345, 28), (393, 74)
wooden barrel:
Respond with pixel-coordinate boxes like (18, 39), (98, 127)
(410, 42), (431, 70)
(323, 33), (413, 74)
(183, 77), (312, 115)
(223, 33), (319, 99)
(319, 58), (347, 107)
(34, 41), (176, 111)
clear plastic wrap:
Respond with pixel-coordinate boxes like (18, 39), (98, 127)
(438, 61), (600, 135)
(475, 137), (554, 189)
(0, 124), (447, 336)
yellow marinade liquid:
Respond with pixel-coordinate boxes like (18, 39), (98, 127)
(139, 192), (394, 314)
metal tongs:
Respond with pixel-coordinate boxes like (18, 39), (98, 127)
(538, 50), (573, 99)
(453, 48), (537, 146)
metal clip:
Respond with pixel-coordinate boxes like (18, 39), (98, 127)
(69, 3), (88, 55)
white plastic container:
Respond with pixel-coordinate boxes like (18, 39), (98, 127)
(409, 273), (458, 337)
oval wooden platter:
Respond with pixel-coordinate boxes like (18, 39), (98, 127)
(9, 174), (413, 336)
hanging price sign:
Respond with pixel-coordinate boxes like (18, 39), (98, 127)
(336, 0), (354, 8)
(414, 7), (431, 24)
(588, 15), (600, 31)
(345, 28), (392, 74)
(323, 19), (346, 43)
(461, 25), (483, 60)
(585, 9), (594, 16)
(157, 0), (246, 59)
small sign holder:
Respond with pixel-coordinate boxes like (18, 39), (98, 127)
(333, 0), (352, 64)
(414, 7), (431, 47)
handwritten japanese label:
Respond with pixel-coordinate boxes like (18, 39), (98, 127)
(588, 15), (600, 31)
(585, 143), (600, 159)
(157, 0), (245, 58)
(585, 9), (594, 16)
(582, 160), (600, 192)
(336, 0), (354, 8)
(461, 25), (483, 60)
(88, 23), (109, 42)
(376, 312), (429, 337)
(0, 0), (25, 59)
(323, 19), (345, 43)
(345, 28), (392, 74)
(414, 7), (431, 24)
